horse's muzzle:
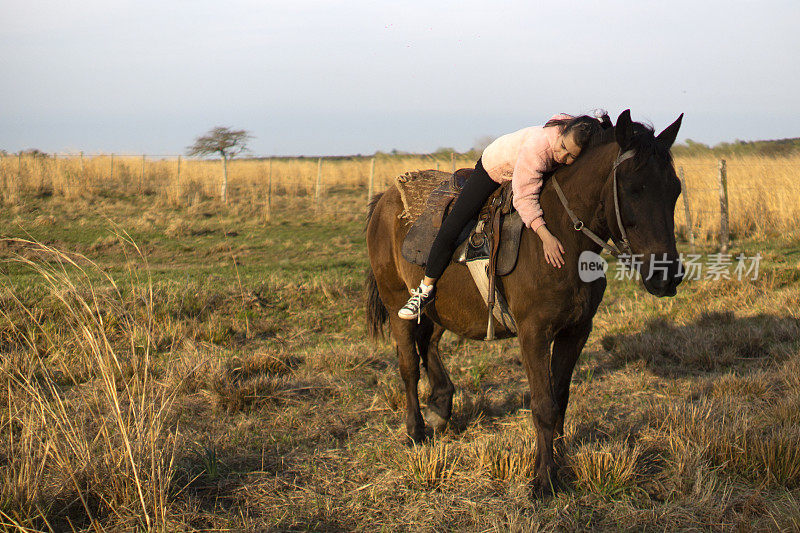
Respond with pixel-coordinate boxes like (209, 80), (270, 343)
(641, 255), (683, 297)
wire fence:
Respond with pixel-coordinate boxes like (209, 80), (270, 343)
(675, 158), (800, 249)
(1, 153), (798, 245)
(0, 151), (470, 207)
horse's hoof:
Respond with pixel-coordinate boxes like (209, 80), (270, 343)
(532, 473), (560, 498)
(422, 406), (449, 432)
(403, 428), (427, 446)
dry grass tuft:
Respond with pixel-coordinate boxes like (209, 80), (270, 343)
(781, 355), (800, 392)
(750, 426), (800, 488)
(655, 399), (800, 489)
(474, 433), (537, 482)
(569, 441), (643, 497)
(165, 218), (191, 237)
(229, 350), (301, 377)
(207, 372), (291, 413)
(204, 351), (300, 413)
(405, 442), (462, 490)
(766, 391), (800, 426)
(710, 371), (778, 400)
(603, 310), (800, 373)
(374, 378), (406, 412)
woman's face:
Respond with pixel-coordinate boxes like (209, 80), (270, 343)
(553, 130), (581, 165)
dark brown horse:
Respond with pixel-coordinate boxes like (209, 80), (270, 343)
(365, 110), (685, 491)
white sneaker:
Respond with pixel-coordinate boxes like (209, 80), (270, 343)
(398, 285), (434, 321)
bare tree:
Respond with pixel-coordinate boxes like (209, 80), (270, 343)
(187, 126), (252, 203)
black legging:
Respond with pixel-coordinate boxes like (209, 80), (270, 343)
(424, 158), (500, 279)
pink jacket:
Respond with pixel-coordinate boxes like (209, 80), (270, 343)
(480, 113), (573, 232)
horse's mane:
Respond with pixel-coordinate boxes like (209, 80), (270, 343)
(544, 119), (672, 184)
(589, 125), (617, 148)
(590, 121), (673, 167)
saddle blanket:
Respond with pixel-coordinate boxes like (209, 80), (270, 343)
(395, 169), (520, 333)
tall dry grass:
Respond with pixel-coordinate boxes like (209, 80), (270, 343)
(0, 239), (178, 530)
(675, 155), (800, 240)
(0, 153), (473, 205)
(1, 152), (798, 240)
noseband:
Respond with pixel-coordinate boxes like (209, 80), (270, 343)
(551, 149), (636, 258)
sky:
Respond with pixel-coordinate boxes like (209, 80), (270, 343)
(1, 0), (798, 156)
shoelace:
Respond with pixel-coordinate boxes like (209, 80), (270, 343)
(406, 288), (429, 323)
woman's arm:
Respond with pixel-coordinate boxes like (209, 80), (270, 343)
(511, 145), (566, 268)
(511, 151), (546, 231)
(535, 225), (566, 268)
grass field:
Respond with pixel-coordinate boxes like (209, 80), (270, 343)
(0, 163), (799, 530)
(2, 152), (799, 239)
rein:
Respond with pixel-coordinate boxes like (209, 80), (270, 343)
(551, 149), (635, 258)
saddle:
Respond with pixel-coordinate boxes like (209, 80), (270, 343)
(396, 169), (525, 339)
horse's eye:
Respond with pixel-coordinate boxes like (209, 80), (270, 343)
(628, 183), (646, 196)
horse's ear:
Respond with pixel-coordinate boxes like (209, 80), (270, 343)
(656, 113), (684, 150)
(615, 109), (633, 149)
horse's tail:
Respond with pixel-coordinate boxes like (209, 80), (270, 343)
(365, 192), (384, 230)
(365, 192), (388, 340)
(365, 266), (388, 340)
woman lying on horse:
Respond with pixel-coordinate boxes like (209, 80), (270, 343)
(366, 109), (685, 491)
(398, 111), (612, 320)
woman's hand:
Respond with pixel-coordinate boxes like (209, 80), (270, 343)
(535, 226), (565, 268)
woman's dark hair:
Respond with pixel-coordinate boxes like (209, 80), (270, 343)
(545, 110), (612, 148)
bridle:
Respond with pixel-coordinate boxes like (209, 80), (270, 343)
(551, 149), (636, 258)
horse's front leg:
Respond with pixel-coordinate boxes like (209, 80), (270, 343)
(390, 315), (425, 443)
(518, 323), (559, 494)
(551, 319), (593, 455)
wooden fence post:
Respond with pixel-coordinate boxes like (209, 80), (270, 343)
(315, 157), (323, 209)
(53, 153), (58, 192)
(718, 159), (729, 252)
(221, 156), (228, 204)
(451, 152), (455, 172)
(37, 154), (45, 191)
(266, 157), (273, 223)
(177, 155), (181, 182)
(367, 157), (375, 207)
(678, 166), (695, 253)
(110, 153), (115, 182)
(140, 154), (145, 191)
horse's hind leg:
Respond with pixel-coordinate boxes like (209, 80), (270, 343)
(415, 317), (454, 432)
(390, 315), (426, 443)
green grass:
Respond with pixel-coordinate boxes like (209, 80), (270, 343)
(0, 189), (799, 531)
